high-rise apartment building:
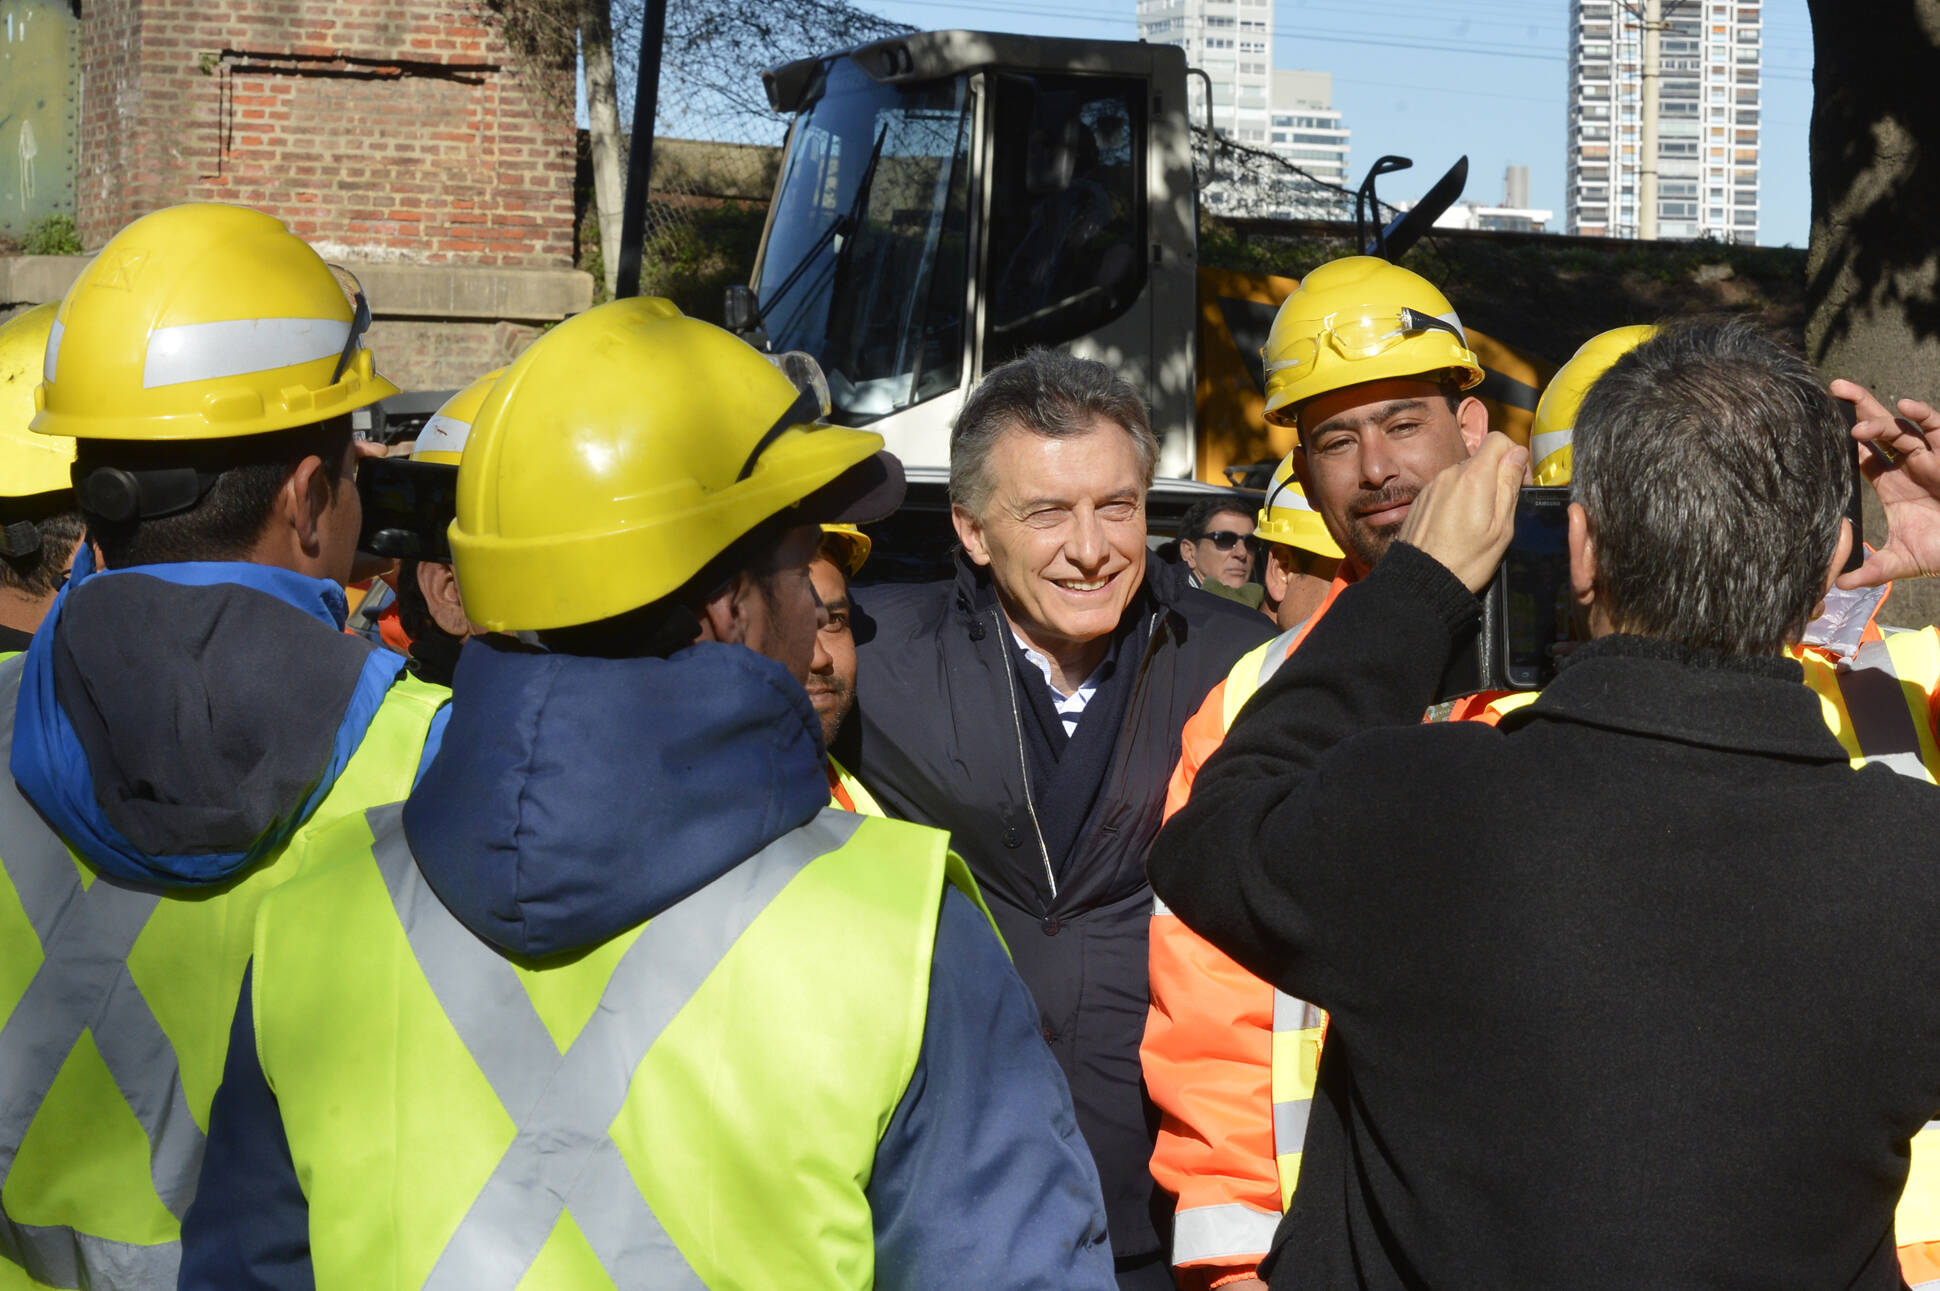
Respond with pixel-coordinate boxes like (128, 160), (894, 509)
(1136, 0), (1273, 146)
(1566, 0), (1761, 243)
(1269, 70), (1350, 189)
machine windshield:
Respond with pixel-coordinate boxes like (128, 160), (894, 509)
(753, 60), (971, 424)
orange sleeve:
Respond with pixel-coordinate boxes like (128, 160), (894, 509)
(1165, 676), (1233, 821)
(1145, 910), (1281, 1286)
(1147, 673), (1282, 1286)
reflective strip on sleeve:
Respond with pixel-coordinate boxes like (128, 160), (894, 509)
(1152, 893), (1171, 916)
(1169, 1201), (1279, 1266)
(373, 804), (862, 1291)
(142, 317), (350, 389)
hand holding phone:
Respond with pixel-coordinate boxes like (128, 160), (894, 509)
(1398, 433), (1529, 594)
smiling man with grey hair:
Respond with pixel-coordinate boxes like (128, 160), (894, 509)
(842, 347), (1273, 1288)
(1150, 318), (1940, 1289)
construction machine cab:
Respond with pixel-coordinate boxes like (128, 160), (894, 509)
(741, 33), (1197, 474)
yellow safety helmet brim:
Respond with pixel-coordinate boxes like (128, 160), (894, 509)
(1253, 451), (1344, 558)
(0, 304), (75, 499)
(31, 203), (400, 442)
(1261, 256), (1484, 428)
(1528, 325), (1659, 487)
(412, 367), (508, 466)
(819, 524), (872, 578)
(450, 297), (901, 633)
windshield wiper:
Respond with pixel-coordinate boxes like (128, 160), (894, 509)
(759, 122), (889, 340)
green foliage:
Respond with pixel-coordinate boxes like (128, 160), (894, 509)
(637, 201), (769, 323)
(21, 214), (82, 256)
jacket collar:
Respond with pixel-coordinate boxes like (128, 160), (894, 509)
(1510, 634), (1848, 762)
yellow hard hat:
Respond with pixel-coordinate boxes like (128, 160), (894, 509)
(1530, 325), (1659, 486)
(1262, 256), (1483, 427)
(412, 368), (506, 464)
(32, 203), (399, 442)
(0, 304), (74, 499)
(451, 297), (903, 633)
(1254, 451), (1343, 559)
(819, 524), (871, 578)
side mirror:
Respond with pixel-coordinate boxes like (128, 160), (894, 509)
(724, 284), (760, 334)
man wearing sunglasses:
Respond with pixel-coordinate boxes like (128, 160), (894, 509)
(1176, 498), (1259, 600)
(0, 203), (451, 1289)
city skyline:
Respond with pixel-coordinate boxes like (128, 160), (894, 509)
(864, 0), (1814, 247)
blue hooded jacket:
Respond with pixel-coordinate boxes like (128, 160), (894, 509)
(9, 549), (444, 887)
(180, 635), (1115, 1290)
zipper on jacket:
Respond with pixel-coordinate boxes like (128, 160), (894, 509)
(991, 607), (1059, 901)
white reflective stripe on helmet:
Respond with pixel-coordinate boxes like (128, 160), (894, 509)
(142, 317), (350, 390)
(416, 413), (474, 458)
(1436, 308), (1469, 346)
(42, 317), (62, 384)
(1531, 427), (1573, 464)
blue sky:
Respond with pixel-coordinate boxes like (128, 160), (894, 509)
(856, 0), (1818, 247)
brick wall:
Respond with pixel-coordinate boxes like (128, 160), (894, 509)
(75, 0), (574, 268)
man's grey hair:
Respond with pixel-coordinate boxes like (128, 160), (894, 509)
(949, 348), (1159, 515)
(1573, 318), (1850, 656)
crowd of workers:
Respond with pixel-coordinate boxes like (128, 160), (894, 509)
(6, 200), (1940, 1291)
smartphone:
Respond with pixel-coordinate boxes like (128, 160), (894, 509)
(1493, 486), (1576, 691)
(356, 457), (460, 561)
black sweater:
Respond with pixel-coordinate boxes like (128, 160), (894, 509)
(1149, 544), (1940, 1291)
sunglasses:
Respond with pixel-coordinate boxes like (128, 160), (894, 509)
(1200, 530), (1255, 551)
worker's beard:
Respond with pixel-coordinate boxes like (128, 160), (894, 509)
(1343, 484), (1419, 572)
(807, 673), (853, 749)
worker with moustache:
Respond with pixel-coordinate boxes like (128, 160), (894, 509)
(813, 524), (881, 814)
(1145, 256), (1511, 1291)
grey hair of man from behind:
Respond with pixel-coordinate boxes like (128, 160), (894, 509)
(1573, 318), (1850, 657)
(949, 347), (1160, 516)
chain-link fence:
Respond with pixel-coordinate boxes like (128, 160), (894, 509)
(605, 0), (912, 298)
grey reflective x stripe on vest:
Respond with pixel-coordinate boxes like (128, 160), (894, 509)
(0, 656), (194, 1289)
(1840, 647), (1933, 780)
(1272, 990), (1323, 1164)
(372, 802), (863, 1291)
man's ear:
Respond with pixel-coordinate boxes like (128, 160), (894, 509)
(696, 571), (752, 646)
(1263, 544), (1292, 603)
(1177, 534), (1202, 577)
(416, 561), (475, 638)
(1456, 395), (1490, 456)
(1568, 501), (1597, 608)
(951, 503), (992, 567)
(279, 453), (335, 560)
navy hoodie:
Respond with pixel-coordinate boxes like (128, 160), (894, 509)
(179, 635), (1115, 1290)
